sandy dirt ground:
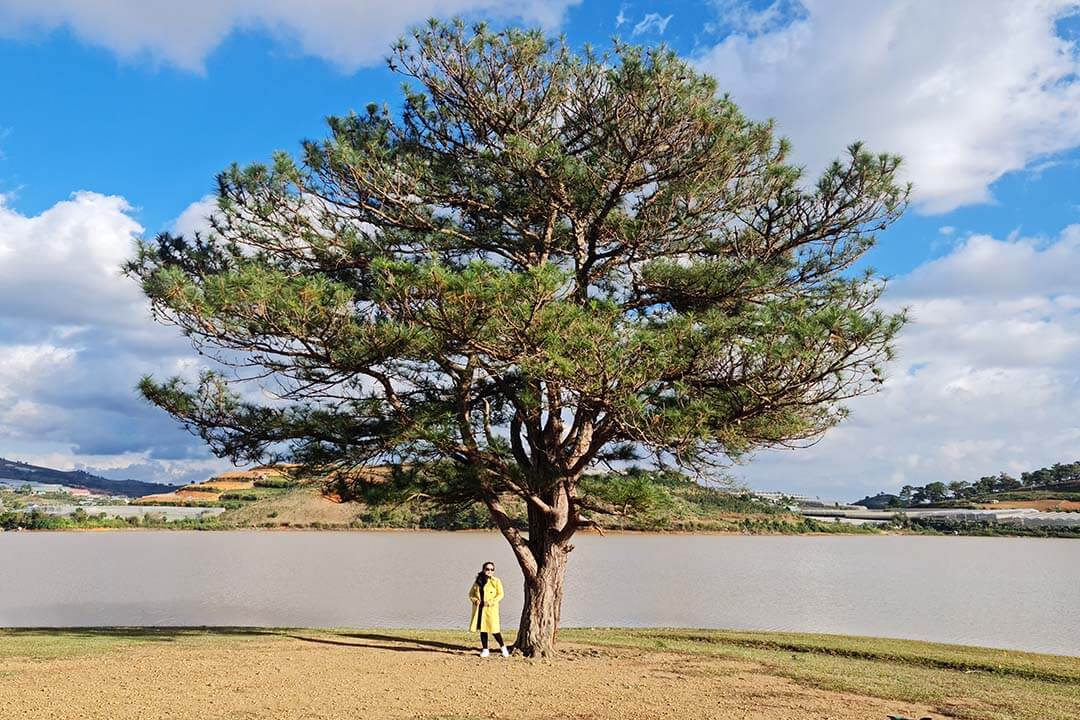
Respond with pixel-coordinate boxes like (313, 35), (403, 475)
(0, 632), (948, 720)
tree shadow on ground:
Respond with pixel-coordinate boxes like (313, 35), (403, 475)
(0, 628), (508, 657)
(287, 632), (476, 655)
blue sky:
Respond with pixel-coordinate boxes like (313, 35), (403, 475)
(1, 0), (1079, 497)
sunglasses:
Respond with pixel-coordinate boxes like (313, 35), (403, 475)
(483, 567), (495, 572)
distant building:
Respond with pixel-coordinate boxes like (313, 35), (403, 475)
(754, 491), (860, 509)
(753, 491), (814, 504)
(29, 483), (65, 494)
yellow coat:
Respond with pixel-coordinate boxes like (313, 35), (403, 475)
(468, 576), (504, 633)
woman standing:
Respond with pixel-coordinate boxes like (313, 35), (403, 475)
(469, 561), (509, 657)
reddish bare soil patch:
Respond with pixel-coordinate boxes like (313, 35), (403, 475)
(979, 500), (1080, 511)
(138, 480), (257, 504)
(190, 481), (258, 491)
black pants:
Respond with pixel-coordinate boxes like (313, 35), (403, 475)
(480, 632), (504, 648)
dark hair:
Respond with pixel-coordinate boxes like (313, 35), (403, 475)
(475, 561), (495, 586)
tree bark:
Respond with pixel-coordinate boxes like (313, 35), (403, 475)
(513, 503), (572, 657)
(514, 537), (569, 657)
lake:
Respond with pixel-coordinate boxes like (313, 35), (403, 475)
(1, 532), (1077, 656)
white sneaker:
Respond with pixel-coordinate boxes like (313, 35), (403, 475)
(479, 648), (490, 658)
(500, 646), (510, 657)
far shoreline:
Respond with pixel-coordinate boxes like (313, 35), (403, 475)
(5, 525), (1076, 539)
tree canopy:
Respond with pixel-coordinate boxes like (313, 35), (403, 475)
(126, 20), (909, 655)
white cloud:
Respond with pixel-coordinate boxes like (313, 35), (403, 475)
(22, 450), (231, 486)
(0, 191), (146, 327)
(0, 191), (390, 484)
(170, 194), (219, 239)
(0, 192), (225, 482)
(739, 224), (1080, 498)
(0, 344), (76, 385)
(0, 345), (76, 419)
(895, 227), (1080, 299)
(712, 0), (800, 35)
(615, 5), (628, 28)
(0, 0), (581, 72)
(632, 12), (673, 36)
(695, 0), (1080, 213)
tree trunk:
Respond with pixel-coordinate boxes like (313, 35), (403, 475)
(514, 538), (569, 657)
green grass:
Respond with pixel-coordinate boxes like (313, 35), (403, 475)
(0, 510), (228, 531)
(0, 627), (287, 664)
(218, 486), (291, 502)
(135, 499), (222, 508)
(564, 628), (1080, 720)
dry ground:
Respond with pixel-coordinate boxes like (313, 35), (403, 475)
(977, 500), (1080, 512)
(0, 629), (956, 720)
(218, 484), (365, 526)
(139, 480), (260, 504)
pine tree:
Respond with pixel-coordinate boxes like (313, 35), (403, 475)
(126, 20), (909, 656)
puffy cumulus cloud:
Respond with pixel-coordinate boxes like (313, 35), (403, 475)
(170, 194), (219, 240)
(738, 225), (1080, 499)
(695, 0), (1080, 213)
(0, 191), (145, 328)
(0, 190), (350, 485)
(0, 192), (226, 484)
(894, 228), (1080, 299)
(0, 0), (581, 72)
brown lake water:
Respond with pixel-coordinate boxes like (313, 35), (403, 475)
(1, 532), (1077, 656)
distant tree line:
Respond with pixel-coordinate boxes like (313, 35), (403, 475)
(876, 460), (1080, 507)
(1015, 461), (1080, 489)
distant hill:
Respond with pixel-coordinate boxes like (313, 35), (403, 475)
(852, 493), (901, 509)
(0, 458), (175, 497)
